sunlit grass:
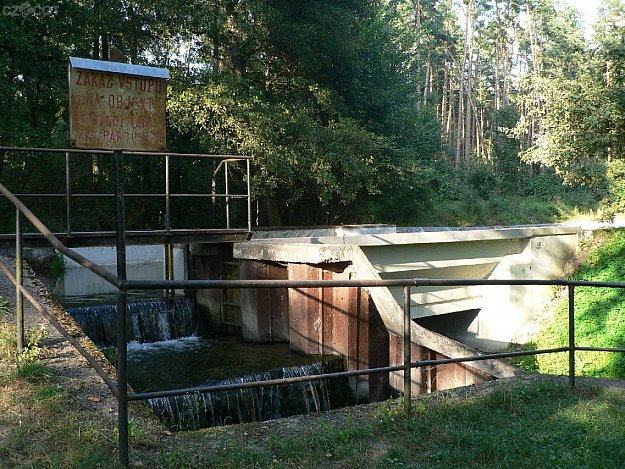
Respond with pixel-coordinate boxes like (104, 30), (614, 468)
(518, 229), (625, 378)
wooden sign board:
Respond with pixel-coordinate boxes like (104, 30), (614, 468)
(68, 57), (170, 151)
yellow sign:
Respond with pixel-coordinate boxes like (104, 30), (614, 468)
(68, 58), (169, 151)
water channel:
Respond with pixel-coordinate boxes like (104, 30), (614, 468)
(44, 246), (352, 429)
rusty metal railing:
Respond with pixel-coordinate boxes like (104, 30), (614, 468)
(2, 165), (625, 466)
(0, 146), (253, 235)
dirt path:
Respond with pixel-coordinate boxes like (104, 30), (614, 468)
(0, 255), (119, 419)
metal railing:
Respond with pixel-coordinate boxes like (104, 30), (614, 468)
(2, 160), (625, 466)
(0, 146), (252, 235)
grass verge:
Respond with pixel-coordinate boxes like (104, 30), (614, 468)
(516, 229), (625, 378)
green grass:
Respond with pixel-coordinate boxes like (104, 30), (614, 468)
(2, 324), (625, 468)
(139, 379), (625, 468)
(517, 229), (625, 378)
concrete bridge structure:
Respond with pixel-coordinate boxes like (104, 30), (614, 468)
(51, 223), (584, 403)
(223, 224), (580, 400)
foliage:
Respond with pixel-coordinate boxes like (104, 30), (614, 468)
(48, 252), (66, 279)
(517, 229), (625, 378)
(601, 160), (625, 221)
(2, 0), (624, 229)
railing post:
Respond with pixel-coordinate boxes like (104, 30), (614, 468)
(403, 285), (411, 416)
(246, 158), (252, 232)
(15, 209), (24, 351)
(568, 284), (575, 388)
(165, 154), (171, 234)
(164, 243), (174, 299)
(65, 151), (72, 236)
(114, 150), (129, 467)
(224, 161), (230, 229)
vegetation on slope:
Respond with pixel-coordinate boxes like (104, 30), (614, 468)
(518, 229), (625, 378)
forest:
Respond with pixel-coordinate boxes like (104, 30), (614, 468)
(2, 0), (625, 228)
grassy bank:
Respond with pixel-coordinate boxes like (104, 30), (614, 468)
(3, 318), (625, 468)
(517, 229), (625, 378)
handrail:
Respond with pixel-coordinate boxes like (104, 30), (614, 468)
(0, 259), (119, 396)
(0, 146), (253, 235)
(0, 146), (252, 159)
(0, 181), (120, 287)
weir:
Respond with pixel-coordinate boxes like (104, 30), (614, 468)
(210, 224), (580, 399)
(56, 223), (583, 429)
(57, 225), (581, 416)
(66, 297), (352, 429)
(67, 298), (203, 346)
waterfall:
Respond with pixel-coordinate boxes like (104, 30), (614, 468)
(147, 361), (353, 431)
(67, 298), (204, 346)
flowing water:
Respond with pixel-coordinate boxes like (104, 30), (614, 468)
(51, 246), (352, 430)
(66, 298), (353, 429)
(67, 298), (203, 346)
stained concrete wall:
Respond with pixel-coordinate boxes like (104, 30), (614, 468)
(234, 248), (500, 400)
(468, 232), (578, 351)
(234, 224), (581, 381)
(238, 260), (392, 402)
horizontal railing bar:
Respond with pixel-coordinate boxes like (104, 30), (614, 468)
(129, 347), (566, 401)
(409, 347), (569, 368)
(576, 346), (625, 353)
(0, 146), (113, 155)
(123, 152), (251, 160)
(130, 364), (411, 400)
(0, 146), (252, 160)
(124, 278), (625, 291)
(12, 193), (249, 198)
(0, 228), (249, 239)
(0, 259), (119, 396)
(160, 193), (249, 198)
(0, 182), (120, 287)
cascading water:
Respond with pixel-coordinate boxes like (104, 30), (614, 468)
(67, 298), (203, 346)
(147, 361), (352, 431)
(67, 297), (354, 430)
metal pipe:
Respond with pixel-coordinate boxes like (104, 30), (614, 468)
(114, 150), (129, 468)
(0, 146), (113, 155)
(0, 182), (120, 287)
(576, 346), (625, 352)
(124, 277), (625, 290)
(403, 285), (411, 415)
(123, 278), (563, 290)
(0, 146), (253, 160)
(167, 193), (248, 198)
(165, 154), (171, 233)
(15, 209), (24, 351)
(10, 193), (249, 198)
(225, 161), (230, 229)
(123, 151), (252, 160)
(65, 152), (72, 236)
(246, 158), (252, 231)
(0, 259), (118, 395)
(165, 243), (174, 299)
(131, 364), (411, 401)
(569, 285), (575, 388)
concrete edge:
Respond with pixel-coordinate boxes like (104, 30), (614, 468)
(247, 225), (582, 247)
